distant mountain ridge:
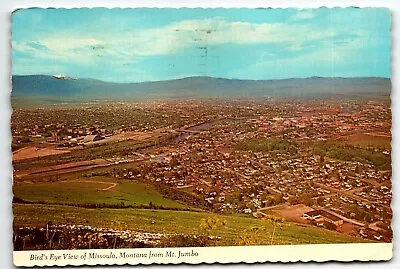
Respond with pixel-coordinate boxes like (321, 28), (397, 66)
(11, 75), (391, 101)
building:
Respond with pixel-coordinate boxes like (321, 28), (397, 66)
(303, 209), (344, 226)
(82, 134), (105, 143)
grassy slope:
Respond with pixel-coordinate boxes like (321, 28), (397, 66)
(13, 176), (186, 209)
(13, 204), (369, 246)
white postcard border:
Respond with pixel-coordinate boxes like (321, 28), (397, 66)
(13, 243), (392, 267)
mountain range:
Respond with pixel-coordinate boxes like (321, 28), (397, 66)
(11, 75), (391, 102)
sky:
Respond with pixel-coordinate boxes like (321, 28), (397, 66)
(12, 8), (391, 83)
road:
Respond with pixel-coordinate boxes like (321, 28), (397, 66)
(313, 206), (366, 227)
(312, 180), (385, 207)
(176, 184), (194, 189)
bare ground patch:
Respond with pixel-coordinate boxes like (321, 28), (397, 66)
(267, 204), (315, 224)
(13, 146), (70, 161)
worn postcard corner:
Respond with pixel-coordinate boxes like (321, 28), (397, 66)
(11, 6), (392, 267)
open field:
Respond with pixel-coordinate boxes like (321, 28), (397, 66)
(337, 133), (391, 150)
(311, 140), (391, 170)
(13, 204), (369, 246)
(100, 131), (155, 143)
(13, 146), (71, 161)
(264, 204), (314, 224)
(13, 176), (187, 209)
(14, 159), (109, 177)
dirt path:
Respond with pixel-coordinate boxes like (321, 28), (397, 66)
(61, 180), (118, 191)
(101, 182), (118, 191)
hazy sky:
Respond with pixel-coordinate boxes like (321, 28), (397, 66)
(12, 8), (391, 82)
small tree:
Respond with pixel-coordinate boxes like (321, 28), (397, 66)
(237, 215), (285, 246)
(199, 216), (226, 230)
(238, 227), (261, 246)
(316, 196), (325, 206)
(264, 215), (285, 245)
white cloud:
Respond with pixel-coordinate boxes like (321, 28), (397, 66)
(228, 37), (368, 80)
(13, 17), (365, 70)
(41, 37), (102, 52)
(156, 18), (335, 46)
(291, 10), (316, 21)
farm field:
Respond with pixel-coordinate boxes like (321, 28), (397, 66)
(13, 176), (187, 209)
(13, 204), (369, 246)
(13, 146), (71, 161)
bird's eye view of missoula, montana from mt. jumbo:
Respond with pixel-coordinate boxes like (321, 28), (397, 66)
(11, 8), (392, 251)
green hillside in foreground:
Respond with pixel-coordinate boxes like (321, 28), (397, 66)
(13, 177), (188, 210)
(13, 204), (369, 246)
